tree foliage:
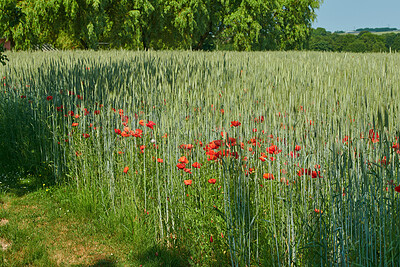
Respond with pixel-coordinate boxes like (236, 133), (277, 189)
(355, 27), (397, 33)
(0, 0), (322, 51)
(0, 0), (25, 64)
(308, 28), (400, 53)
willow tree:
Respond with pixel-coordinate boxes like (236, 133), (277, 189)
(1, 0), (322, 51)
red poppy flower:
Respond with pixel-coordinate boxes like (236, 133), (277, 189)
(180, 144), (194, 150)
(227, 137), (237, 147)
(184, 179), (192, 185)
(146, 121), (156, 129)
(267, 145), (276, 154)
(183, 168), (192, 174)
(295, 145), (301, 151)
(46, 96), (53, 101)
(94, 110), (100, 115)
(72, 123), (79, 127)
(121, 131), (130, 137)
(192, 162), (201, 168)
(114, 129), (122, 135)
(177, 163), (186, 169)
(210, 235), (213, 243)
(139, 120), (145, 126)
(314, 209), (321, 214)
(263, 173), (274, 180)
(247, 139), (255, 146)
(178, 156), (189, 164)
(312, 171), (318, 178)
(392, 143), (399, 150)
(121, 116), (129, 123)
(395, 185), (400, 193)
(209, 141), (218, 150)
(123, 166), (129, 173)
(369, 129), (379, 143)
(82, 133), (90, 138)
(222, 149), (236, 158)
(207, 155), (217, 161)
(213, 140), (222, 147)
(186, 144), (194, 150)
(132, 129), (143, 138)
(208, 178), (216, 184)
(267, 145), (281, 154)
(230, 121), (241, 127)
(157, 158), (164, 163)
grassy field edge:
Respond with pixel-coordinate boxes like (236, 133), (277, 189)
(0, 174), (188, 267)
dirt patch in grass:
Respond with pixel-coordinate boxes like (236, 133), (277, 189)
(0, 237), (11, 251)
(0, 218), (8, 226)
(13, 204), (39, 213)
(0, 201), (10, 210)
(48, 219), (125, 265)
(52, 241), (118, 266)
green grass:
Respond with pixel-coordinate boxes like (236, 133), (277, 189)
(1, 50), (400, 266)
(0, 176), (190, 266)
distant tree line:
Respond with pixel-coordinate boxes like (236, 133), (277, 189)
(355, 27), (397, 33)
(1, 0), (323, 52)
(308, 27), (400, 53)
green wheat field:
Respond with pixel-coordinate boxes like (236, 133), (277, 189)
(1, 50), (400, 266)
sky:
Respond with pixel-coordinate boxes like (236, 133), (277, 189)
(312, 0), (400, 32)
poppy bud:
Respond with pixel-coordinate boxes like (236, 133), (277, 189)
(123, 166), (129, 173)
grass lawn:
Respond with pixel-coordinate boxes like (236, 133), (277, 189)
(0, 173), (187, 266)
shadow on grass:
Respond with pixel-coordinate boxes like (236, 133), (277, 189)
(0, 163), (56, 196)
(133, 245), (190, 267)
(0, 83), (56, 196)
(87, 258), (117, 267)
